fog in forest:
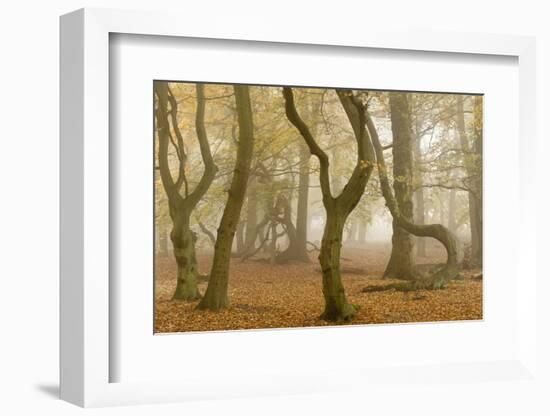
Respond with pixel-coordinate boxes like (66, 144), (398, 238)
(154, 82), (482, 332)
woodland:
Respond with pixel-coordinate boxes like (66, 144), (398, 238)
(154, 81), (483, 332)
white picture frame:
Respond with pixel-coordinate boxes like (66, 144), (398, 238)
(60, 7), (538, 408)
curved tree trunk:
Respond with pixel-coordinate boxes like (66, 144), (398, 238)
(240, 214), (270, 261)
(384, 93), (416, 280)
(276, 194), (310, 263)
(283, 87), (375, 322)
(197, 220), (216, 247)
(365, 107), (459, 291)
(198, 85), (255, 311)
(155, 82), (217, 301)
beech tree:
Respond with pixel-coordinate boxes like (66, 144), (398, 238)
(154, 82), (217, 300)
(456, 96), (483, 267)
(409, 93), (461, 257)
(411, 100), (427, 257)
(283, 87), (375, 322)
(294, 142), (313, 262)
(365, 96), (460, 291)
(241, 176), (259, 257)
(198, 85), (255, 310)
(383, 93), (416, 279)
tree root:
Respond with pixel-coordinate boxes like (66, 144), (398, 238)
(364, 110), (461, 294)
(362, 281), (441, 293)
(363, 264), (460, 293)
(172, 290), (202, 301)
(319, 303), (359, 322)
(196, 293), (229, 311)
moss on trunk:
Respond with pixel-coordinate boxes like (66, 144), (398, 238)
(171, 227), (201, 300)
(319, 211), (357, 321)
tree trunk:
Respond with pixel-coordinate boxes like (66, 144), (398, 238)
(198, 85), (255, 311)
(243, 176), (258, 254)
(469, 196), (482, 266)
(155, 82), (217, 301)
(295, 143), (311, 262)
(384, 93), (415, 280)
(283, 87), (374, 322)
(365, 104), (459, 291)
(171, 215), (201, 300)
(456, 96), (482, 267)
(471, 96), (483, 267)
(319, 209), (356, 321)
(275, 193), (309, 263)
(269, 222), (278, 265)
(198, 220), (216, 247)
(413, 189), (426, 256)
(412, 130), (426, 257)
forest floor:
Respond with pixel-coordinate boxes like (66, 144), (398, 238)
(155, 242), (482, 333)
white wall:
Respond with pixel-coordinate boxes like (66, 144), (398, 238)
(0, 1), (548, 415)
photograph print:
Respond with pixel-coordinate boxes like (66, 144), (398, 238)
(154, 81), (483, 333)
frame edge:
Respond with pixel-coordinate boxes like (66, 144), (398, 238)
(60, 8), (85, 407)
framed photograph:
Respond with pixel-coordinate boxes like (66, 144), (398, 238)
(60, 8), (538, 408)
